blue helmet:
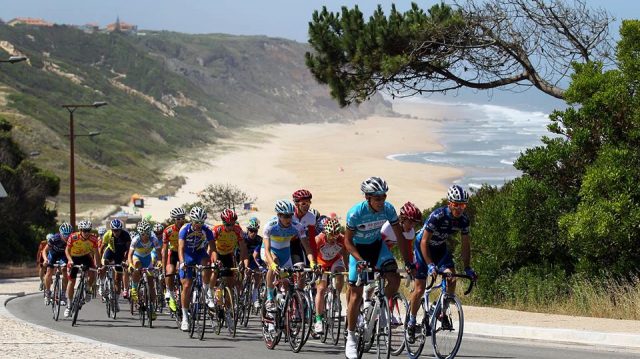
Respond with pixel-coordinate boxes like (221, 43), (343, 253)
(59, 222), (73, 236)
(110, 219), (124, 230)
(274, 199), (295, 215)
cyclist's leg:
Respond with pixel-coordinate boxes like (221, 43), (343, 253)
(44, 252), (56, 292)
(376, 242), (400, 300)
(432, 246), (456, 295)
(290, 241), (305, 289)
(166, 250), (178, 295)
(346, 253), (363, 332)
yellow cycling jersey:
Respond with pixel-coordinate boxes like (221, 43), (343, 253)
(102, 229), (131, 253)
(163, 224), (181, 251)
(212, 224), (243, 256)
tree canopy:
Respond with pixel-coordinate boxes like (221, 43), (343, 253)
(306, 0), (614, 106)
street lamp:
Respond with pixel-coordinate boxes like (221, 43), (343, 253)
(61, 101), (108, 226)
(0, 55), (28, 64)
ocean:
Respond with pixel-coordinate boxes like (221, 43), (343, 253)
(389, 98), (553, 189)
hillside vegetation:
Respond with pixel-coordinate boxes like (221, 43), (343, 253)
(0, 24), (390, 214)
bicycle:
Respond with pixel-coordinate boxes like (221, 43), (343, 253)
(404, 271), (475, 359)
(69, 265), (97, 326)
(238, 267), (263, 327)
(354, 265), (397, 359)
(167, 272), (183, 329)
(50, 261), (66, 321)
(320, 271), (346, 346)
(137, 267), (159, 328)
(183, 264), (212, 339)
(208, 264), (239, 339)
(389, 283), (409, 356)
(261, 266), (312, 353)
(102, 264), (121, 320)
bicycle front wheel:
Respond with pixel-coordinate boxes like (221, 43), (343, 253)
(71, 279), (85, 327)
(224, 287), (238, 337)
(139, 282), (147, 327)
(52, 273), (62, 321)
(146, 280), (154, 328)
(404, 298), (427, 359)
(389, 293), (408, 356)
(286, 292), (307, 353)
(431, 296), (464, 359)
(376, 298), (392, 359)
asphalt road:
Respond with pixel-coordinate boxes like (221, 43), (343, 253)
(7, 293), (639, 359)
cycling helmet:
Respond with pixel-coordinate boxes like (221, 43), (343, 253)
(220, 209), (238, 225)
(137, 220), (151, 234)
(274, 199), (295, 215)
(46, 233), (54, 241)
(447, 185), (469, 203)
(153, 223), (164, 233)
(189, 206), (207, 222)
(400, 202), (422, 222)
(59, 223), (73, 236)
(247, 217), (260, 230)
(77, 220), (92, 230)
(97, 226), (107, 236)
(361, 176), (389, 196)
(323, 218), (341, 235)
(292, 189), (312, 202)
(110, 218), (124, 230)
(170, 207), (186, 219)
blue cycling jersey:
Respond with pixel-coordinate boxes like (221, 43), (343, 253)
(421, 206), (470, 246)
(47, 233), (67, 254)
(130, 232), (161, 258)
(261, 217), (306, 251)
(346, 200), (399, 245)
(178, 223), (214, 253)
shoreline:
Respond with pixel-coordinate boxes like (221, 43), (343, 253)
(136, 114), (463, 224)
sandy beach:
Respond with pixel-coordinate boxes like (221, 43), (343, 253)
(136, 106), (463, 226)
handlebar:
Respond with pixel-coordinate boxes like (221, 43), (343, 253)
(426, 272), (476, 295)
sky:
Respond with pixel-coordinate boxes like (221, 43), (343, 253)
(2, 1), (638, 111)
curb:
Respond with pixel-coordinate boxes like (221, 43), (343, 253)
(1, 293), (179, 359)
(465, 321), (640, 350)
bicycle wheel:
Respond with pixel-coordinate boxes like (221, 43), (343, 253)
(363, 304), (377, 353)
(261, 305), (280, 349)
(138, 281), (147, 327)
(390, 293), (407, 356)
(189, 285), (201, 338)
(240, 281), (252, 327)
(376, 298), (392, 359)
(147, 280), (154, 328)
(302, 289), (314, 344)
(52, 273), (62, 321)
(286, 292), (307, 353)
(174, 278), (183, 328)
(404, 303), (427, 359)
(199, 290), (208, 340)
(321, 291), (331, 343)
(431, 296), (464, 359)
(71, 277), (85, 327)
(110, 273), (118, 319)
(330, 289), (343, 346)
(105, 275), (112, 319)
(223, 287), (237, 337)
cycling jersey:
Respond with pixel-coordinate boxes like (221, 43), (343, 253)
(261, 217), (305, 267)
(422, 206), (470, 246)
(242, 232), (263, 255)
(162, 223), (181, 251)
(130, 232), (161, 258)
(294, 209), (317, 255)
(212, 224), (243, 255)
(179, 223), (214, 253)
(102, 229), (132, 254)
(47, 233), (67, 254)
(414, 229), (455, 279)
(380, 221), (415, 262)
(315, 232), (345, 270)
(66, 232), (99, 257)
(346, 201), (399, 245)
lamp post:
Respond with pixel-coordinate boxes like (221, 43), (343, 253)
(0, 55), (28, 64)
(61, 101), (107, 226)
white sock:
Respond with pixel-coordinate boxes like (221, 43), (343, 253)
(182, 308), (189, 319)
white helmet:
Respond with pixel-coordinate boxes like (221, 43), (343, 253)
(77, 220), (92, 230)
(153, 223), (164, 233)
(97, 226), (107, 236)
(170, 207), (186, 219)
(274, 199), (295, 215)
(447, 185), (469, 203)
(361, 176), (389, 195)
(189, 206), (207, 222)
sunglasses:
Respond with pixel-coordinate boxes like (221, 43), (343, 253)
(449, 202), (467, 209)
(248, 229), (258, 233)
(370, 195), (387, 202)
(81, 229), (91, 233)
(279, 214), (293, 219)
(192, 220), (205, 225)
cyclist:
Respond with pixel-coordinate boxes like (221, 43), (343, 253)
(243, 217), (265, 307)
(162, 207), (187, 312)
(42, 223), (72, 306)
(209, 209), (248, 308)
(128, 220), (162, 320)
(261, 200), (308, 314)
(151, 223), (164, 268)
(292, 189), (318, 266)
(313, 217), (347, 334)
(37, 238), (47, 291)
(344, 176), (414, 359)
(100, 219), (131, 300)
(407, 185), (477, 341)
(178, 206), (215, 331)
(64, 220), (99, 318)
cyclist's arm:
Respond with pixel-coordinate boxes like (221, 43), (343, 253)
(41, 244), (49, 264)
(65, 241), (72, 264)
(161, 242), (168, 270)
(263, 236), (275, 267)
(209, 239), (218, 264)
(461, 233), (471, 269)
(299, 236), (315, 265)
(391, 222), (412, 264)
(178, 239), (185, 264)
(420, 231), (435, 266)
(252, 247), (263, 267)
(343, 227), (362, 262)
(127, 245), (134, 268)
(239, 240), (249, 268)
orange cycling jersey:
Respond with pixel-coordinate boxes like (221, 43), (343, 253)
(163, 224), (181, 251)
(66, 232), (98, 257)
(212, 224), (243, 256)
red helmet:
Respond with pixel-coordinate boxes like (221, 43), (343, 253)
(220, 209), (237, 225)
(292, 189), (312, 202)
(400, 202), (422, 222)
